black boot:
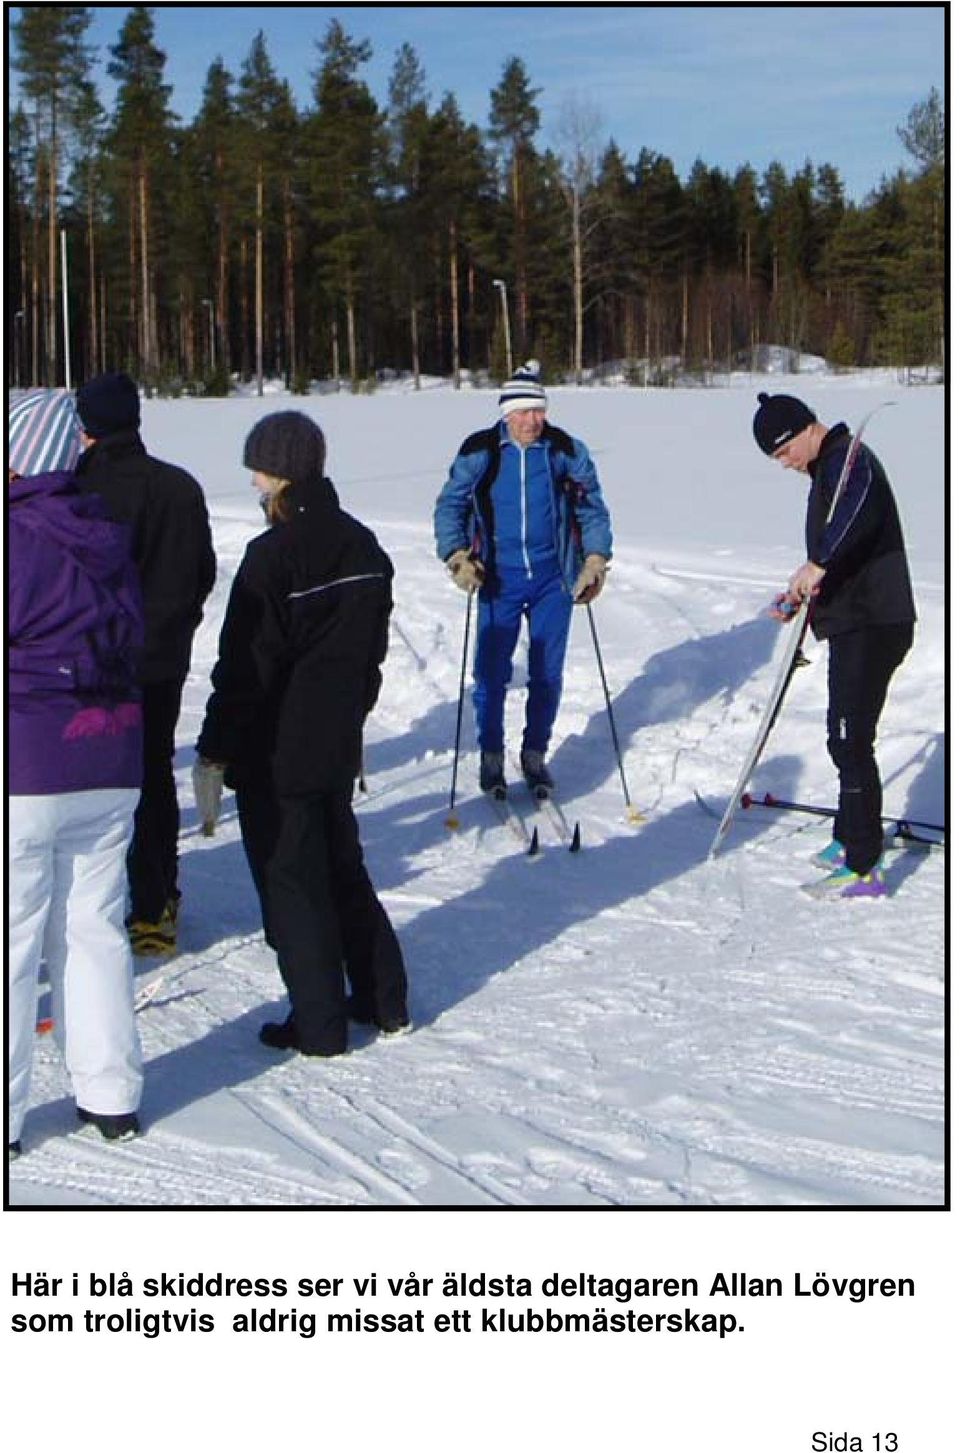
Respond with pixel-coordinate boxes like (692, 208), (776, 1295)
(77, 1107), (141, 1141)
(259, 1013), (346, 1058)
(479, 750), (507, 795)
(521, 749), (554, 796)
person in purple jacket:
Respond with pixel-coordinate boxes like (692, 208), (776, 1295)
(8, 390), (145, 1157)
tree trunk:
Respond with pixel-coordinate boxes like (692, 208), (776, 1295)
(128, 187), (138, 371)
(681, 272), (689, 363)
(86, 186), (98, 378)
(346, 291), (358, 387)
(410, 300), (420, 390)
(139, 165), (151, 378)
(99, 271), (107, 372)
(239, 235), (250, 381)
(255, 166), (264, 396)
(47, 128), (59, 384)
(449, 219), (461, 387)
(572, 187), (583, 384)
(283, 177), (296, 385)
(30, 188), (41, 385)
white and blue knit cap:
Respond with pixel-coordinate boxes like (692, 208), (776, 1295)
(498, 359), (548, 417)
(8, 388), (82, 477)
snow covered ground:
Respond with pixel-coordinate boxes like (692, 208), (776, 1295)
(9, 370), (945, 1207)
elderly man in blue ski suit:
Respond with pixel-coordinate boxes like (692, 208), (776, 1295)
(434, 360), (612, 796)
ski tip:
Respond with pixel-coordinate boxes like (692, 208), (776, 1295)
(569, 822), (582, 853)
(527, 826), (541, 857)
(740, 793), (754, 809)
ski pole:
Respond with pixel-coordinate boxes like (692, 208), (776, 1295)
(445, 589), (474, 829)
(585, 601), (643, 824)
(742, 791), (944, 836)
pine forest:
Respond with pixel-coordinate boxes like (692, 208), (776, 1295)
(9, 6), (946, 396)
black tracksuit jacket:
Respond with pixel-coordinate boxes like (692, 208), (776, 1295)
(75, 431), (216, 682)
(804, 422), (916, 640)
(197, 474), (392, 797)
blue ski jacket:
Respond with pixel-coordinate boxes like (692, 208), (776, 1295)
(434, 420), (612, 594)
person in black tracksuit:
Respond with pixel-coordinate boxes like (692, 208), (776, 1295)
(195, 412), (409, 1056)
(752, 393), (916, 892)
(75, 373), (216, 951)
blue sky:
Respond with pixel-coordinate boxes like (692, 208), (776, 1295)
(14, 5), (946, 202)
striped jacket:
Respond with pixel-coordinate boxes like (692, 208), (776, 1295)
(197, 475), (393, 795)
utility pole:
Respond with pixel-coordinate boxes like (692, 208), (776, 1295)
(493, 278), (513, 377)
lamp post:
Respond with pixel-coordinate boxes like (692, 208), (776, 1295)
(202, 297), (216, 373)
(493, 278), (513, 378)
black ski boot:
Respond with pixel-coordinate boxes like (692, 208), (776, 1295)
(521, 749), (554, 798)
(479, 750), (507, 797)
(76, 1107), (141, 1141)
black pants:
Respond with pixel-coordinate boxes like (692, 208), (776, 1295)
(236, 780), (408, 1054)
(826, 624), (913, 874)
(128, 678), (185, 922)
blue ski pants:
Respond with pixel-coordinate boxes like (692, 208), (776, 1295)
(473, 565), (573, 754)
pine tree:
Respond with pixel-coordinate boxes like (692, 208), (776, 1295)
(386, 42), (431, 387)
(106, 5), (177, 383)
(193, 59), (237, 385)
(67, 78), (107, 378)
(429, 93), (499, 379)
(305, 20), (384, 388)
(489, 57), (541, 350)
(238, 32), (294, 394)
(12, 4), (94, 384)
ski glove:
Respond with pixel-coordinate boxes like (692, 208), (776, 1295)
(193, 756), (226, 836)
(446, 549), (485, 594)
(573, 553), (608, 604)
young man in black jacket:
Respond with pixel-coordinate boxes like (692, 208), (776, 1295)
(195, 411), (409, 1057)
(75, 373), (217, 953)
(752, 392), (916, 899)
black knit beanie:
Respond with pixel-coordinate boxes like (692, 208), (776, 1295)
(752, 392), (817, 455)
(76, 372), (141, 437)
(243, 411), (327, 485)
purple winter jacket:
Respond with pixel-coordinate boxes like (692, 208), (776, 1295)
(8, 470), (144, 795)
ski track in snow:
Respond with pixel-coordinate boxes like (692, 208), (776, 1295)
(10, 383), (944, 1208)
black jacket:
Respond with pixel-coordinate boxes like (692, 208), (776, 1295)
(805, 423), (916, 639)
(75, 431), (216, 682)
(197, 474), (393, 797)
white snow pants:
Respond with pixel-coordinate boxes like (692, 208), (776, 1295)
(8, 789), (143, 1145)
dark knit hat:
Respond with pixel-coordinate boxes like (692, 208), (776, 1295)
(243, 411), (327, 485)
(752, 392), (817, 455)
(76, 372), (141, 437)
(499, 358), (548, 416)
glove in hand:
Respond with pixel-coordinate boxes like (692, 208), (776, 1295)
(573, 553), (608, 604)
(193, 756), (226, 836)
(447, 549), (485, 594)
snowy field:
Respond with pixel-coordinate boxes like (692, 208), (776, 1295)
(9, 370), (945, 1207)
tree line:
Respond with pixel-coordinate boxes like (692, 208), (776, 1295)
(9, 5), (945, 395)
